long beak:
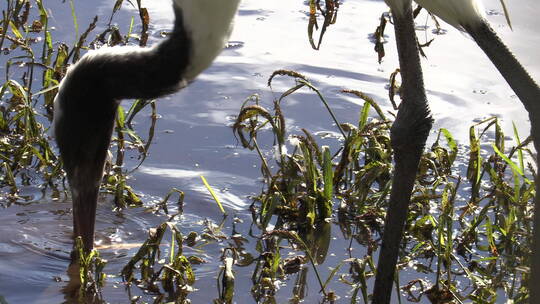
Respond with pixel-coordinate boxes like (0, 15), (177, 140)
(71, 183), (99, 251)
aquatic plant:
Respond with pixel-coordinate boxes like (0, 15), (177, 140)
(233, 71), (534, 303)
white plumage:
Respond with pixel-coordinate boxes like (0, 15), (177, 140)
(384, 0), (411, 16)
(175, 0), (241, 80)
(414, 0), (485, 30)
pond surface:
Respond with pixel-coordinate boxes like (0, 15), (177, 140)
(0, 0), (538, 303)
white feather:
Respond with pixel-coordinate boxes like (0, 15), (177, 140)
(414, 0), (485, 30)
(384, 0), (412, 17)
(52, 86), (63, 137)
(51, 46), (143, 135)
(52, 1), (241, 134)
(174, 0), (241, 80)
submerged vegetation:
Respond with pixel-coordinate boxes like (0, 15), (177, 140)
(232, 71), (534, 303)
(0, 0), (535, 303)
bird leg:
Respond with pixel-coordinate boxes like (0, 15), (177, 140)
(372, 2), (433, 303)
(464, 20), (540, 300)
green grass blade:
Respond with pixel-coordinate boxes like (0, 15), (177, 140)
(512, 122), (524, 172)
(358, 100), (371, 130)
(440, 128), (458, 164)
(322, 146), (333, 202)
(492, 144), (524, 177)
(69, 0), (79, 41)
(201, 175), (226, 214)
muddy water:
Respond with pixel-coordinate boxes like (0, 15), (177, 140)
(0, 0), (538, 303)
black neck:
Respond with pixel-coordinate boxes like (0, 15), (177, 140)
(54, 3), (192, 251)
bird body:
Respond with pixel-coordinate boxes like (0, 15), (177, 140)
(374, 0), (540, 302)
(174, 0), (240, 79)
(414, 0), (485, 30)
(415, 1), (540, 301)
(414, 0), (539, 112)
(383, 0), (411, 16)
(54, 0), (240, 251)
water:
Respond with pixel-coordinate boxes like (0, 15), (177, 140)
(0, 0), (538, 303)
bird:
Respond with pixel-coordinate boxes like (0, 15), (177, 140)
(53, 0), (241, 253)
(371, 1), (433, 303)
(414, 0), (540, 112)
(414, 0), (540, 301)
(372, 0), (540, 302)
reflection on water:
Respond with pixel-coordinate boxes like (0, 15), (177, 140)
(1, 0), (538, 302)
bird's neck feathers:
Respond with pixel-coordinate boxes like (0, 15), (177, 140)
(414, 0), (485, 30)
(174, 0), (241, 80)
(53, 0), (241, 188)
(55, 0), (240, 103)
